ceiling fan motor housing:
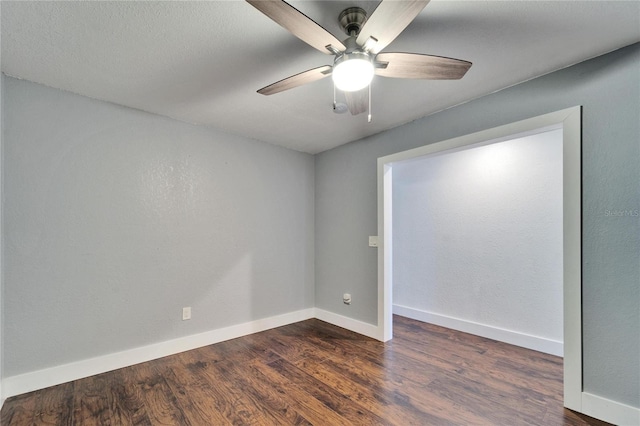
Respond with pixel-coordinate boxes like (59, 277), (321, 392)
(338, 7), (368, 36)
(334, 50), (373, 68)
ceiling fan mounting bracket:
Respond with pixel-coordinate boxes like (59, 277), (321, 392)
(338, 7), (368, 36)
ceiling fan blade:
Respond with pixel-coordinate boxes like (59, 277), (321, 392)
(356, 0), (430, 54)
(344, 87), (368, 116)
(247, 0), (346, 54)
(257, 65), (332, 95)
(375, 52), (472, 79)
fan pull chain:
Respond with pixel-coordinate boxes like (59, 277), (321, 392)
(333, 82), (337, 111)
(368, 83), (372, 123)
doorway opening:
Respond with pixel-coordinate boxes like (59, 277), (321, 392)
(392, 128), (563, 356)
(376, 107), (582, 410)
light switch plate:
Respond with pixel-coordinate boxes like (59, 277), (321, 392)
(368, 236), (379, 247)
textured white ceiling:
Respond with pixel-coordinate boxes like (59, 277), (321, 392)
(2, 1), (639, 153)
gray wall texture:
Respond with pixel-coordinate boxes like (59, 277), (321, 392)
(3, 76), (315, 377)
(315, 43), (639, 406)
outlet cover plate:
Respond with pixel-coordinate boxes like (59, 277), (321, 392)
(182, 307), (192, 320)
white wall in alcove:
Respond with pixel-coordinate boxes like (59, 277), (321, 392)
(392, 129), (563, 355)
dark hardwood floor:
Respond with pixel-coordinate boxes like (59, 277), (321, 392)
(1, 315), (611, 425)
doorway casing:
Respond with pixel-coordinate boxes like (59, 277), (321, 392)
(376, 106), (582, 411)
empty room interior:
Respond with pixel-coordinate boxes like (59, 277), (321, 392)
(0, 1), (639, 425)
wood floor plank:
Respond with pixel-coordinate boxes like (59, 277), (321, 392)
(127, 361), (190, 425)
(235, 375), (313, 425)
(269, 359), (384, 424)
(289, 353), (452, 425)
(1, 315), (612, 426)
(31, 381), (74, 425)
(390, 327), (564, 406)
(216, 359), (313, 425)
(249, 360), (360, 425)
(226, 333), (283, 364)
(235, 329), (329, 365)
(107, 366), (153, 425)
(71, 370), (133, 426)
(426, 373), (547, 425)
(181, 349), (284, 425)
(164, 351), (250, 425)
(384, 340), (553, 415)
(149, 354), (232, 425)
(0, 391), (38, 425)
(192, 341), (311, 425)
(302, 344), (506, 425)
(290, 323), (387, 361)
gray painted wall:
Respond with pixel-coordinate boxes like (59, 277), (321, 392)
(315, 43), (639, 406)
(393, 130), (563, 345)
(3, 76), (315, 377)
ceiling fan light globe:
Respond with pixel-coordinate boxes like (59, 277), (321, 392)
(332, 58), (374, 92)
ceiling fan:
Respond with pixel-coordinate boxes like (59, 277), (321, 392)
(247, 0), (472, 120)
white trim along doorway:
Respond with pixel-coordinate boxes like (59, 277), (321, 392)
(376, 107), (582, 413)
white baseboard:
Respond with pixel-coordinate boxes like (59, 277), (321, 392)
(581, 392), (640, 426)
(313, 308), (381, 341)
(2, 308), (315, 399)
(393, 304), (563, 357)
(4, 307), (638, 426)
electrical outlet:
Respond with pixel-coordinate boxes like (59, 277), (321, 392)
(182, 307), (192, 321)
(343, 293), (352, 305)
